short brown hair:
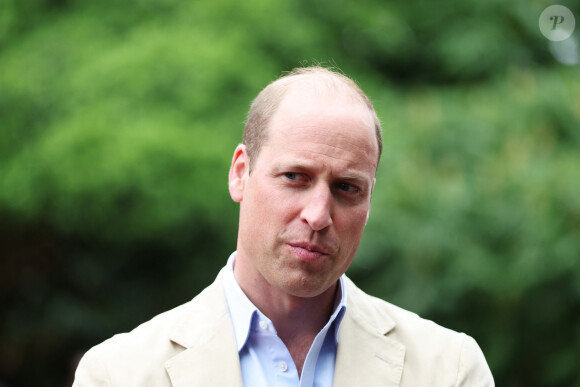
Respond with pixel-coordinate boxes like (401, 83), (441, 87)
(243, 66), (383, 171)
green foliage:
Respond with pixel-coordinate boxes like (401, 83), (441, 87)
(1, 0), (579, 385)
(354, 66), (580, 385)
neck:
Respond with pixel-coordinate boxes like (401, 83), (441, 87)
(237, 272), (338, 337)
(262, 283), (338, 340)
(233, 252), (339, 354)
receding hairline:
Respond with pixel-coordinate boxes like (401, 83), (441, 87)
(243, 66), (383, 170)
(269, 67), (375, 112)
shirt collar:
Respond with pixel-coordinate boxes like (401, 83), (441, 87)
(222, 251), (348, 351)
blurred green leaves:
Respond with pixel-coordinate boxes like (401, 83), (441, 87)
(1, 0), (579, 386)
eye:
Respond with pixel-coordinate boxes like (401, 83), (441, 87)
(285, 172), (298, 180)
(336, 182), (360, 193)
(282, 172), (311, 187)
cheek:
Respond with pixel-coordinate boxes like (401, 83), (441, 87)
(335, 208), (369, 241)
(257, 182), (302, 216)
(245, 182), (296, 231)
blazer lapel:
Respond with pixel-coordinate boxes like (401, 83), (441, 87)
(164, 270), (243, 387)
(334, 278), (406, 387)
(162, 271), (405, 386)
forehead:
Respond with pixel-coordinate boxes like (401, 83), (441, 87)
(259, 89), (378, 173)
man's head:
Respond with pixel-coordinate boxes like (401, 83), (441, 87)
(229, 66), (381, 300)
(243, 66), (382, 172)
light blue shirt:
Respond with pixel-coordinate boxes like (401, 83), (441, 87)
(222, 252), (347, 387)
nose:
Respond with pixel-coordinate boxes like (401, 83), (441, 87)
(300, 185), (333, 231)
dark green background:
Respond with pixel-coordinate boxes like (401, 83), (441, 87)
(1, 0), (579, 385)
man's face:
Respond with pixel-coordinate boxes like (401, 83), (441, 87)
(229, 88), (379, 299)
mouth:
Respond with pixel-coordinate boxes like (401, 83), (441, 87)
(286, 242), (332, 262)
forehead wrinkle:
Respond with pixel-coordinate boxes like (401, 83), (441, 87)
(296, 147), (372, 168)
(277, 148), (375, 184)
(282, 127), (376, 157)
(285, 135), (378, 171)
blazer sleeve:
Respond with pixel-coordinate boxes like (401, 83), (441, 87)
(455, 334), (495, 387)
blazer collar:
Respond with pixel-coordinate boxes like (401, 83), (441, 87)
(164, 269), (243, 387)
(334, 276), (406, 387)
(162, 269), (405, 387)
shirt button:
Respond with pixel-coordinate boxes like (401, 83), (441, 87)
(278, 361), (288, 372)
(259, 321), (268, 330)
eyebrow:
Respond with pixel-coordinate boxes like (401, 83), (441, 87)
(272, 161), (371, 185)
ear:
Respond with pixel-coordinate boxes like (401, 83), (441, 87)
(366, 177), (376, 225)
(228, 144), (250, 203)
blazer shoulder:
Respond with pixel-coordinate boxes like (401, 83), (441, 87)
(95, 299), (192, 357)
(345, 275), (464, 345)
(74, 300), (190, 386)
(74, 272), (227, 386)
(344, 277), (494, 386)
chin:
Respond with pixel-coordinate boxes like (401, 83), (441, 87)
(277, 275), (334, 299)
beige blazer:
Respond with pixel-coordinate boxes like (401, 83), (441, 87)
(73, 269), (494, 386)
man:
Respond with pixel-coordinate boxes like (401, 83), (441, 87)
(74, 66), (494, 386)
